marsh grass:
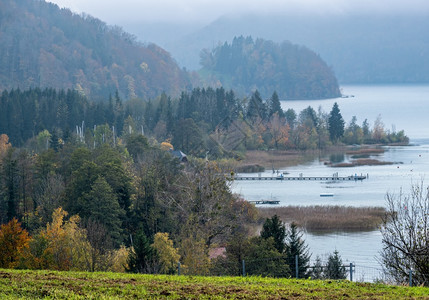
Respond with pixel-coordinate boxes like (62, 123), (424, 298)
(241, 150), (317, 169)
(258, 206), (386, 232)
(345, 148), (385, 155)
(331, 159), (396, 167)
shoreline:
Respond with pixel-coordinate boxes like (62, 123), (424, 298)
(234, 144), (397, 172)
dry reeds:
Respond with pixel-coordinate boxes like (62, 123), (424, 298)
(332, 159), (395, 167)
(242, 150), (315, 168)
(258, 205), (385, 232)
(345, 148), (385, 155)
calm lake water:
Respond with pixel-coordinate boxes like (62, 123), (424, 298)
(232, 84), (429, 281)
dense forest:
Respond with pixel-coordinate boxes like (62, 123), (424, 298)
(0, 85), (409, 275)
(199, 36), (341, 99)
(0, 0), (191, 100)
(0, 0), (343, 101)
(0, 87), (408, 151)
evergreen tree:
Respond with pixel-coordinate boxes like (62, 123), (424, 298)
(325, 250), (347, 279)
(285, 222), (311, 278)
(80, 176), (124, 246)
(260, 215), (286, 253)
(284, 108), (297, 129)
(328, 102), (345, 143)
(311, 256), (324, 280)
(50, 130), (60, 152)
(127, 230), (158, 274)
(268, 91), (284, 118)
(244, 236), (290, 277)
(246, 90), (266, 121)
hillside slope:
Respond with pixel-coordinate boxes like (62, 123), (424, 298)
(0, 0), (190, 100)
(161, 14), (429, 84)
(200, 36), (341, 99)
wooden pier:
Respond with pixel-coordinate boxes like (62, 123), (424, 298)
(234, 175), (367, 181)
(248, 200), (280, 205)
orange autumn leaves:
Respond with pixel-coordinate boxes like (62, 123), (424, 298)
(0, 218), (30, 268)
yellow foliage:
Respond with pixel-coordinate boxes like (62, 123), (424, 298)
(35, 207), (91, 271)
(0, 133), (11, 158)
(152, 233), (180, 274)
(180, 237), (210, 276)
(108, 245), (130, 273)
(160, 141), (174, 151)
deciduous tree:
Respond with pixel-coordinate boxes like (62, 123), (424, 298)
(152, 232), (180, 274)
(380, 182), (429, 286)
(0, 218), (30, 268)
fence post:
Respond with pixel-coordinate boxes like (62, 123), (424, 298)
(295, 255), (299, 279)
(409, 270), (412, 287)
(242, 260), (246, 277)
(349, 263), (353, 281)
(178, 262), (181, 275)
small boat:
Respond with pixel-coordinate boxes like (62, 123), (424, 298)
(320, 193), (334, 197)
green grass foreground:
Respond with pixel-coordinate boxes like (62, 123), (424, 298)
(1, 269), (428, 299)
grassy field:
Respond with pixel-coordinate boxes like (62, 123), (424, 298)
(1, 269), (428, 299)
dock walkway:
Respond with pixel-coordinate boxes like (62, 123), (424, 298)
(234, 175), (367, 181)
(248, 200), (280, 205)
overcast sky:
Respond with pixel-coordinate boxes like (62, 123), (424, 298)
(48, 0), (429, 25)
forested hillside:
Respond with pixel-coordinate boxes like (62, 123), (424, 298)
(0, 0), (190, 100)
(199, 36), (341, 100)
(160, 14), (429, 84)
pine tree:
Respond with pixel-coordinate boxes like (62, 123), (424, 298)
(127, 230), (158, 274)
(268, 91), (285, 118)
(260, 215), (286, 253)
(80, 176), (124, 246)
(285, 222), (311, 278)
(328, 102), (345, 143)
(246, 90), (266, 121)
(325, 250), (347, 279)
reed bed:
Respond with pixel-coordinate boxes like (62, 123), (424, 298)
(345, 148), (385, 155)
(332, 158), (395, 167)
(258, 205), (385, 232)
(242, 150), (316, 169)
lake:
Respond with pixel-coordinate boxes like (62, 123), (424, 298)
(232, 84), (429, 281)
(281, 84), (429, 140)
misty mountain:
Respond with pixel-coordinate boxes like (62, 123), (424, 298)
(0, 0), (191, 100)
(200, 36), (340, 99)
(156, 14), (429, 84)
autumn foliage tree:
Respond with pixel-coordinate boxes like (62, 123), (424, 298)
(152, 232), (180, 274)
(0, 134), (11, 158)
(0, 218), (30, 268)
